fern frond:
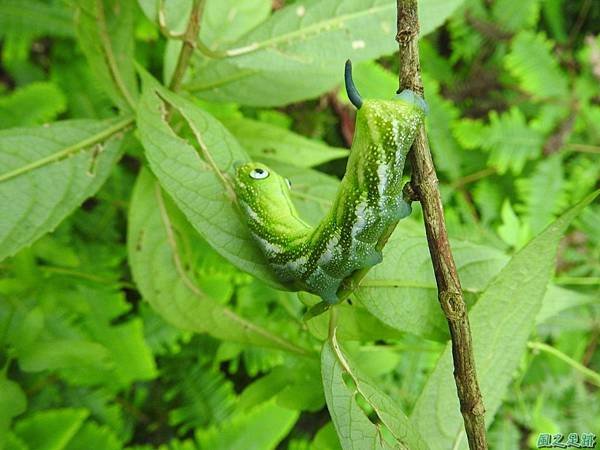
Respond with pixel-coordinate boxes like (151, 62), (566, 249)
(166, 361), (236, 434)
(454, 108), (544, 174)
(504, 31), (569, 99)
(492, 0), (540, 32)
(516, 153), (566, 235)
(195, 400), (299, 450)
(0, 82), (67, 128)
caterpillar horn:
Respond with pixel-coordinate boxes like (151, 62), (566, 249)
(344, 59), (363, 109)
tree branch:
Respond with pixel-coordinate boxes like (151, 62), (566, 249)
(168, 0), (206, 92)
(396, 1), (488, 449)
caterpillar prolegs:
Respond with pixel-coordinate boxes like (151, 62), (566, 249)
(234, 61), (427, 304)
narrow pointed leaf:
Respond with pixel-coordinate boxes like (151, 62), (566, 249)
(410, 191), (599, 449)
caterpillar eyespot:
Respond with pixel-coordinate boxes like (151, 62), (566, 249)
(250, 168), (269, 179)
(234, 60), (427, 304)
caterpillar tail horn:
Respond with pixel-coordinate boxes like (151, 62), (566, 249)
(344, 59), (363, 109)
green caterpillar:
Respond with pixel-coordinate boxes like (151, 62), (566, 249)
(234, 61), (427, 304)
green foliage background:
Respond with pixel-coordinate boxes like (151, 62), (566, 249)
(0, 0), (599, 449)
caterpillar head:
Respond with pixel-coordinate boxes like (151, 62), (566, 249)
(233, 162), (296, 224)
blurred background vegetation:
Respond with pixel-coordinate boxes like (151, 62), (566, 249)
(0, 0), (598, 449)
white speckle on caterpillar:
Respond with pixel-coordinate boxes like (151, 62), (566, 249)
(296, 5), (305, 16)
(317, 233), (340, 266)
(241, 201), (262, 224)
(256, 235), (284, 256)
(351, 200), (368, 237)
(377, 163), (388, 196)
(286, 255), (308, 273)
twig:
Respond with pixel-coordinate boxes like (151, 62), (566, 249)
(157, 0), (185, 39)
(168, 0), (206, 92)
(396, 1), (488, 449)
(564, 143), (600, 154)
(568, 0), (592, 47)
(451, 167), (496, 189)
(543, 106), (578, 155)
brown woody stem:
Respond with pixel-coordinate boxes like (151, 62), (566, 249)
(168, 0), (205, 92)
(396, 1), (488, 448)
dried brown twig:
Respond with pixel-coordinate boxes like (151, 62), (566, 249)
(396, 1), (489, 449)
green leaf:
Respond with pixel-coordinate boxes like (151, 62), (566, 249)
(0, 376), (26, 420)
(17, 340), (112, 373)
(491, 0), (540, 32)
(188, 0), (464, 106)
(321, 332), (429, 450)
(220, 117), (348, 168)
(200, 0), (272, 48)
(307, 303), (404, 342)
(356, 226), (509, 340)
(188, 0), (396, 106)
(452, 117), (487, 150)
(64, 422), (122, 450)
(472, 179), (504, 225)
(4, 433), (28, 450)
(336, 61), (396, 103)
(0, 82), (67, 129)
(504, 31), (569, 100)
(497, 199), (530, 249)
(422, 73), (463, 179)
(0, 117), (130, 262)
(195, 399), (299, 450)
(536, 285), (598, 324)
(541, 0), (568, 43)
(75, 0), (138, 111)
(51, 58), (115, 119)
(313, 422), (343, 450)
(0, 375), (27, 449)
(14, 408), (89, 450)
(237, 360), (324, 413)
(486, 108), (545, 174)
(166, 361), (236, 433)
(85, 317), (158, 386)
(127, 168), (310, 355)
(456, 107), (545, 175)
(0, 0), (74, 38)
(136, 70), (283, 286)
(516, 153), (566, 235)
(410, 191), (599, 449)
(274, 361), (325, 412)
(487, 416), (521, 449)
(419, 0), (466, 37)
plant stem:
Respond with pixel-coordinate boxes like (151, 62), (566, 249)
(528, 341), (600, 387)
(94, 0), (136, 110)
(451, 167), (496, 188)
(168, 0), (206, 92)
(396, 1), (488, 449)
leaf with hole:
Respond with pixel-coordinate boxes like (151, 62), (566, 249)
(0, 117), (130, 262)
(322, 332), (429, 450)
